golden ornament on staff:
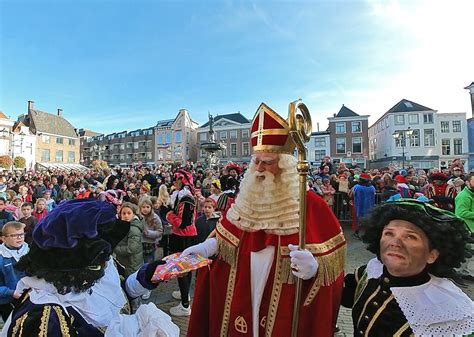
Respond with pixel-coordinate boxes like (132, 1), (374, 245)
(287, 99), (312, 337)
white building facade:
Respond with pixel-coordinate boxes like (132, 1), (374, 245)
(307, 131), (330, 167)
(369, 99), (469, 170)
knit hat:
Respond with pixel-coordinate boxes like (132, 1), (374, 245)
(394, 175), (407, 183)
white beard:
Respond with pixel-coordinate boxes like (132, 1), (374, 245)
(227, 157), (300, 235)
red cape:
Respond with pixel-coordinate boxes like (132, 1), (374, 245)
(188, 191), (346, 337)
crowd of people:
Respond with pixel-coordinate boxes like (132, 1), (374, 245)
(0, 104), (471, 335)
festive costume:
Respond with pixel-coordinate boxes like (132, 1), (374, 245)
(426, 173), (457, 210)
(1, 199), (179, 337)
(187, 102), (346, 337)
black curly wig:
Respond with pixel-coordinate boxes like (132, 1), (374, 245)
(361, 200), (472, 278)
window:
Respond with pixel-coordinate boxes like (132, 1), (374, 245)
(336, 138), (346, 154)
(127, 142), (133, 149)
(68, 151), (75, 163)
(385, 118), (389, 128)
(220, 131), (227, 140)
(56, 137), (63, 144)
(352, 137), (362, 153)
(133, 142), (139, 149)
(42, 135), (50, 144)
(314, 137), (326, 147)
(175, 131), (182, 143)
(41, 149), (50, 162)
(452, 121), (461, 132)
(221, 147), (227, 158)
(120, 143), (125, 150)
(409, 129), (420, 147)
(199, 133), (207, 142)
(157, 134), (163, 144)
(230, 143), (237, 157)
(335, 122), (346, 134)
(230, 130), (237, 139)
(393, 130), (406, 147)
(394, 115), (405, 125)
(351, 122), (361, 133)
(165, 133), (171, 144)
(68, 139), (75, 146)
(119, 154), (125, 160)
(454, 139), (463, 155)
(146, 152), (152, 160)
(424, 129), (435, 146)
(408, 114), (419, 124)
(55, 150), (63, 162)
(441, 121), (449, 133)
(242, 142), (250, 156)
(423, 113), (433, 124)
(242, 130), (249, 138)
(315, 150), (326, 162)
(442, 139), (451, 155)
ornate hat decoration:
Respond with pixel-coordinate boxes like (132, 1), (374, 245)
(225, 162), (241, 174)
(250, 103), (296, 154)
(430, 172), (448, 182)
(174, 169), (194, 187)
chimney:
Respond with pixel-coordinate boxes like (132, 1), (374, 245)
(317, 122), (320, 132)
(57, 108), (63, 117)
(28, 100), (34, 111)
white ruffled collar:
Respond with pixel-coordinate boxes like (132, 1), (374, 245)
(365, 258), (474, 336)
(0, 243), (29, 262)
(16, 258), (126, 327)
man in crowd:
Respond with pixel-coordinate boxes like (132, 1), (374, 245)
(342, 200), (473, 336)
(184, 103), (346, 337)
(455, 173), (474, 281)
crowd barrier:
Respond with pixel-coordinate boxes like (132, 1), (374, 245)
(331, 192), (384, 222)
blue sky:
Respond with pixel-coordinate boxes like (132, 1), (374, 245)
(1, 0), (473, 134)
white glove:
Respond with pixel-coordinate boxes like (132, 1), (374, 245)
(181, 238), (218, 258)
(288, 244), (319, 280)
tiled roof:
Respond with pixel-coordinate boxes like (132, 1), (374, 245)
(386, 99), (434, 113)
(156, 119), (175, 128)
(335, 105), (359, 117)
(30, 109), (78, 138)
(0, 111), (8, 119)
(78, 129), (102, 137)
(200, 112), (250, 128)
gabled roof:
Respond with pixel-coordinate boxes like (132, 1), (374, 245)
(335, 105), (359, 117)
(29, 109), (78, 138)
(78, 129), (102, 137)
(200, 112), (250, 128)
(0, 111), (8, 119)
(386, 99), (434, 113)
(464, 82), (474, 89)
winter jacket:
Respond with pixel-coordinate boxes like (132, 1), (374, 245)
(0, 211), (14, 229)
(455, 187), (474, 232)
(114, 217), (144, 276)
(0, 243), (29, 304)
(195, 213), (220, 244)
(141, 212), (163, 244)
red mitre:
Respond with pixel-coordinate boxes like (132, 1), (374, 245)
(250, 103), (296, 154)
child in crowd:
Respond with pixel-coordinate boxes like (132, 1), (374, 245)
(5, 196), (23, 221)
(43, 190), (56, 212)
(114, 202), (144, 276)
(0, 198), (14, 230)
(0, 221), (29, 321)
(33, 198), (48, 222)
(194, 198), (219, 244)
(18, 202), (38, 245)
(156, 185), (173, 258)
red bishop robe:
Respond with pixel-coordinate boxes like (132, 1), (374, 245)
(187, 191), (346, 337)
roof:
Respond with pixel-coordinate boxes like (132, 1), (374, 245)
(156, 119), (175, 128)
(335, 105), (359, 117)
(464, 82), (474, 89)
(36, 163), (89, 172)
(78, 129), (102, 137)
(200, 112), (250, 128)
(0, 111), (8, 119)
(29, 109), (78, 138)
(386, 99), (434, 113)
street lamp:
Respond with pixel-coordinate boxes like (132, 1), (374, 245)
(392, 127), (414, 169)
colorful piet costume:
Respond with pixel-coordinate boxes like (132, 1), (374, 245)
(1, 199), (178, 337)
(187, 103), (346, 337)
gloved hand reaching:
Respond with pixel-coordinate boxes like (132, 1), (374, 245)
(288, 244), (319, 280)
(181, 238), (218, 258)
(137, 260), (166, 289)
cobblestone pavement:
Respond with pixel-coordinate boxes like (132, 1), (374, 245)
(1, 223), (472, 336)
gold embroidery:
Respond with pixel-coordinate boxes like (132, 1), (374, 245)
(217, 235), (238, 266)
(53, 306), (71, 337)
(280, 231), (346, 256)
(219, 246), (240, 337)
(11, 313), (28, 336)
(260, 316), (267, 328)
(364, 295), (394, 337)
(97, 326), (108, 333)
(357, 286), (380, 327)
(234, 316), (248, 333)
(39, 305), (51, 337)
(393, 322), (411, 337)
(265, 237), (283, 337)
(217, 222), (240, 246)
(303, 285), (320, 306)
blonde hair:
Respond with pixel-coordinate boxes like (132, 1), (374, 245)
(2, 221), (25, 236)
(35, 198), (46, 206)
(158, 184), (171, 207)
(138, 197), (155, 227)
